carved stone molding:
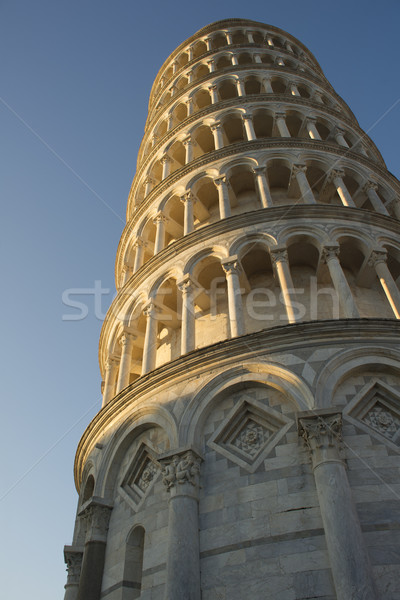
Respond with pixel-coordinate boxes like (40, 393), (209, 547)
(64, 547), (83, 584)
(79, 501), (113, 543)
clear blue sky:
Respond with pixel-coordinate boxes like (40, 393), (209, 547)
(1, 1), (399, 598)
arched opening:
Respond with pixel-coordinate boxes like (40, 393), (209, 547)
(192, 63), (209, 83)
(168, 140), (186, 173)
(218, 80), (238, 101)
(228, 166), (258, 215)
(244, 76), (261, 95)
(212, 33), (226, 50)
(192, 124), (215, 159)
(238, 52), (252, 65)
(82, 475), (95, 503)
(192, 176), (218, 228)
(232, 30), (246, 45)
(163, 195), (184, 244)
(270, 77), (286, 94)
(287, 239), (325, 321)
(123, 526), (145, 599)
(266, 160), (291, 206)
(222, 114), (245, 144)
(216, 55), (232, 70)
(172, 102), (188, 126)
(193, 88), (211, 111)
(154, 277), (181, 366)
(285, 111), (303, 137)
(253, 109), (273, 138)
(192, 40), (207, 59)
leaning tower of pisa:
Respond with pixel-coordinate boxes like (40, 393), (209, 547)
(64, 18), (400, 600)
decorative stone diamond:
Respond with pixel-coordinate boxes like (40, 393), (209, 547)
(120, 442), (160, 508)
(208, 396), (293, 472)
(362, 402), (400, 441)
(343, 379), (400, 451)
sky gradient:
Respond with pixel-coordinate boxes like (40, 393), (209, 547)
(1, 1), (399, 598)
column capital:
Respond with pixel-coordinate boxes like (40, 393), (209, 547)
(180, 190), (194, 204)
(133, 236), (147, 249)
(119, 331), (136, 347)
(182, 135), (192, 146)
(214, 175), (228, 187)
(329, 168), (345, 181)
(270, 247), (289, 264)
(364, 179), (379, 192)
(368, 249), (387, 268)
(105, 356), (118, 371)
(80, 501), (113, 543)
(177, 274), (197, 294)
(210, 120), (222, 131)
(275, 110), (287, 119)
(185, 96), (193, 105)
(333, 126), (346, 136)
(143, 175), (154, 185)
(159, 448), (202, 496)
(221, 255), (242, 276)
(321, 245), (340, 263)
(207, 58), (215, 66)
(152, 211), (168, 224)
(306, 115), (317, 123)
(208, 84), (217, 91)
(291, 163), (307, 178)
(252, 166), (267, 176)
(160, 155), (171, 165)
(298, 409), (343, 469)
(242, 112), (253, 121)
(64, 546), (83, 585)
(143, 299), (159, 318)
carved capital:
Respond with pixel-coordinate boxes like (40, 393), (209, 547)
(119, 331), (136, 348)
(180, 190), (194, 204)
(177, 274), (196, 294)
(210, 121), (222, 131)
(160, 449), (202, 494)
(275, 111), (286, 120)
(64, 547), (83, 584)
(364, 180), (378, 193)
(160, 155), (171, 165)
(208, 84), (217, 92)
(329, 169), (345, 182)
(133, 237), (147, 249)
(368, 249), (387, 268)
(105, 357), (118, 372)
(270, 248), (289, 264)
(291, 163), (307, 178)
(153, 211), (167, 225)
(214, 175), (228, 187)
(143, 300), (158, 319)
(321, 245), (340, 263)
(298, 410), (343, 469)
(221, 256), (241, 276)
(182, 135), (192, 147)
(242, 112), (253, 121)
(81, 502), (113, 543)
(253, 166), (266, 176)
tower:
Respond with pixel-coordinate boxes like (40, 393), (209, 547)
(64, 18), (400, 600)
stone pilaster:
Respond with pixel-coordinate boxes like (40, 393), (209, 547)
(298, 410), (377, 600)
(63, 546), (83, 600)
(160, 449), (202, 600)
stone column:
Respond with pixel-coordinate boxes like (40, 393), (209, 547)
(276, 56), (285, 66)
(172, 61), (179, 74)
(167, 113), (173, 131)
(169, 84), (177, 98)
(207, 59), (215, 73)
(266, 35), (274, 46)
(306, 117), (321, 140)
(221, 256), (245, 337)
(161, 156), (172, 180)
(102, 357), (118, 407)
(275, 112), (291, 137)
(270, 248), (299, 324)
(160, 449), (202, 600)
(208, 84), (218, 104)
(214, 176), (231, 219)
(133, 238), (146, 272)
(322, 246), (359, 318)
(77, 502), (113, 600)
(121, 264), (133, 286)
(236, 78), (245, 97)
(298, 411), (377, 600)
(186, 97), (194, 116)
(364, 181), (389, 216)
(115, 332), (136, 394)
(188, 46), (194, 60)
(153, 212), (167, 254)
(289, 81), (300, 96)
(243, 113), (256, 141)
(388, 198), (400, 220)
(187, 70), (194, 84)
(211, 121), (224, 150)
(292, 164), (316, 203)
(313, 90), (324, 104)
(334, 127), (349, 148)
(178, 275), (196, 354)
(226, 31), (233, 45)
(262, 77), (274, 93)
(231, 54), (239, 66)
(254, 53), (262, 64)
(182, 136), (194, 164)
(285, 41), (294, 52)
(181, 191), (195, 235)
(368, 250), (400, 319)
(247, 31), (255, 44)
(151, 134), (158, 149)
(64, 547), (83, 600)
(253, 167), (273, 208)
(141, 301), (158, 375)
(144, 177), (154, 197)
(204, 37), (212, 51)
(330, 169), (355, 207)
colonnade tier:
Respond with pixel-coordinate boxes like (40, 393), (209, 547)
(119, 155), (400, 280)
(147, 19), (326, 114)
(98, 211), (400, 404)
(132, 105), (383, 205)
